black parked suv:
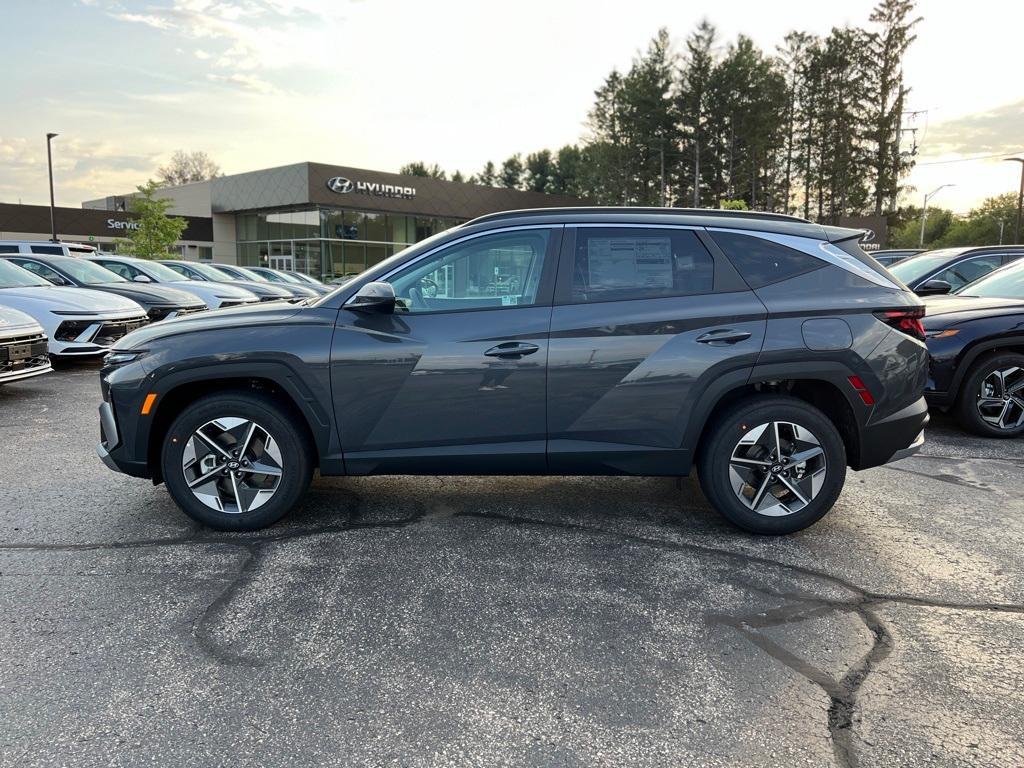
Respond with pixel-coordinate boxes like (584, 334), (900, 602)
(97, 208), (929, 534)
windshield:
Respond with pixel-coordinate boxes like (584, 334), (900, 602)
(0, 259), (52, 288)
(51, 255), (127, 284)
(957, 261), (1024, 299)
(180, 262), (229, 281)
(226, 266), (266, 281)
(139, 260), (194, 282)
(889, 249), (966, 284)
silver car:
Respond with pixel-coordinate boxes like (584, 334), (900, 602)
(0, 260), (148, 358)
(0, 305), (52, 385)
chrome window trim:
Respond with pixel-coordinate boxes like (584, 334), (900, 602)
(565, 222), (703, 231)
(345, 224), (559, 305)
(707, 227), (902, 290)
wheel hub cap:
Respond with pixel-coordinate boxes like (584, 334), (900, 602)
(728, 421), (827, 517)
(977, 366), (1024, 430)
(181, 417), (284, 514)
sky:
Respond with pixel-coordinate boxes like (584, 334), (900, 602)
(1, 0), (1023, 214)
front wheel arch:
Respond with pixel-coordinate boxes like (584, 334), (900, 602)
(147, 376), (320, 483)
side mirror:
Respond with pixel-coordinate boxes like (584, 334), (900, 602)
(47, 275), (70, 286)
(133, 274), (153, 283)
(349, 281), (396, 313)
(917, 279), (952, 296)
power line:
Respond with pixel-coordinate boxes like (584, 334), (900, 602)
(915, 150), (1024, 166)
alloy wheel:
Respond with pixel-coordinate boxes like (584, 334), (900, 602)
(181, 417), (284, 514)
(977, 366), (1024, 430)
(728, 421), (827, 517)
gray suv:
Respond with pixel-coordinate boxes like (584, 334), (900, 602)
(97, 208), (928, 534)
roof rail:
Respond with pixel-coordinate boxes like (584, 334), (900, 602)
(465, 206), (811, 226)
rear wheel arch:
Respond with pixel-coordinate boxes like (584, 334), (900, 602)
(692, 378), (860, 469)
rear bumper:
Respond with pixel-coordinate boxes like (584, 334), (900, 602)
(856, 396), (930, 470)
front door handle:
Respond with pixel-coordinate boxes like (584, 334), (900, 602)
(695, 329), (752, 346)
(484, 342), (540, 359)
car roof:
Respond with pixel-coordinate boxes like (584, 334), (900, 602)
(461, 206), (844, 241)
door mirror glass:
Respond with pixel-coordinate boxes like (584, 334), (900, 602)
(917, 279), (952, 295)
(133, 274), (152, 283)
(349, 281), (396, 313)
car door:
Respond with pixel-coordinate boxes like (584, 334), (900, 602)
(546, 224), (767, 475)
(331, 226), (561, 475)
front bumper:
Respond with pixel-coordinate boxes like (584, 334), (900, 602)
(96, 399), (149, 478)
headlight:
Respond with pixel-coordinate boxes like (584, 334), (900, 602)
(104, 349), (147, 366)
(925, 328), (959, 339)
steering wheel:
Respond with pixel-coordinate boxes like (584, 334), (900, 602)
(420, 277), (438, 299)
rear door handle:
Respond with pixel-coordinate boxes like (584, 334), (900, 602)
(695, 329), (752, 346)
(484, 342), (540, 359)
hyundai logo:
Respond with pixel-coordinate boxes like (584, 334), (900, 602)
(326, 176), (354, 194)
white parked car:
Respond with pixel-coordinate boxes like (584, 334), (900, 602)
(0, 305), (52, 385)
(88, 255), (260, 309)
(0, 259), (148, 358)
(0, 239), (96, 258)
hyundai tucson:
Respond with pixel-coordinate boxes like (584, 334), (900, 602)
(97, 208), (929, 535)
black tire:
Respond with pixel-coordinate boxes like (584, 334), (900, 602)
(697, 396), (847, 535)
(954, 352), (1024, 438)
(160, 391), (313, 531)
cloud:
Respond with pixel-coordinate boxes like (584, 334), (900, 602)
(99, 0), (352, 92)
(206, 72), (279, 95)
(919, 100), (1024, 158)
(0, 135), (161, 206)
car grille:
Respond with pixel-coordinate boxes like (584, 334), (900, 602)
(0, 332), (50, 375)
(148, 305), (206, 322)
(92, 316), (149, 346)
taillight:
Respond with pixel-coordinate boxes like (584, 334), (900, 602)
(874, 307), (926, 342)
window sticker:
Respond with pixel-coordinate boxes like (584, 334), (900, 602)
(587, 237), (673, 290)
(501, 294), (520, 306)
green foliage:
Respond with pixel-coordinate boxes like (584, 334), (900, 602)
(399, 162), (447, 180)
(396, 2), (923, 219)
(889, 194), (1019, 248)
(719, 199), (749, 210)
(114, 181), (187, 260)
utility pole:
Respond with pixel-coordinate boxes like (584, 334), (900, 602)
(46, 132), (59, 242)
(659, 138), (666, 207)
(919, 184), (954, 248)
(1004, 158), (1024, 244)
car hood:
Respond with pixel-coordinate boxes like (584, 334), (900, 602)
(0, 305), (44, 334)
(922, 294), (1024, 327)
(227, 281), (293, 298)
(0, 285), (144, 314)
(89, 282), (207, 308)
(167, 280), (256, 299)
(116, 301), (306, 349)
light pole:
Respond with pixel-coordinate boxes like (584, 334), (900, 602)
(46, 132), (58, 242)
(1004, 157), (1024, 245)
(919, 184), (954, 248)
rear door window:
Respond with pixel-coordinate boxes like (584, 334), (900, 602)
(11, 259), (64, 284)
(30, 245), (65, 255)
(709, 231), (824, 289)
(565, 227), (714, 303)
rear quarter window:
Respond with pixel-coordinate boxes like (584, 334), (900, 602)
(709, 231), (824, 289)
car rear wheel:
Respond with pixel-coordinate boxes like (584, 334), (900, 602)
(161, 391), (313, 530)
(697, 396), (847, 535)
(955, 353), (1024, 438)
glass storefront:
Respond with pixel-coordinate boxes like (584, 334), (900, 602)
(235, 207), (463, 279)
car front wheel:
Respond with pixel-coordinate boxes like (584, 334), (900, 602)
(697, 396), (847, 535)
(955, 353), (1024, 438)
(160, 391), (313, 530)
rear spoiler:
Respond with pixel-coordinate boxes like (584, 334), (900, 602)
(821, 225), (867, 244)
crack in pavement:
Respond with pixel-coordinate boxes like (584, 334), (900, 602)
(4, 505), (1023, 766)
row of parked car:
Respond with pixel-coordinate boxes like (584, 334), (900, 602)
(0, 239), (333, 386)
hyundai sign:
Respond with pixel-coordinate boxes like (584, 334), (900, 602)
(326, 176), (416, 200)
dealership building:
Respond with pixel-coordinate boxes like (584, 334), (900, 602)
(0, 162), (579, 278)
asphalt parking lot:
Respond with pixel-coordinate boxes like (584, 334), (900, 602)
(1, 364), (1022, 768)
